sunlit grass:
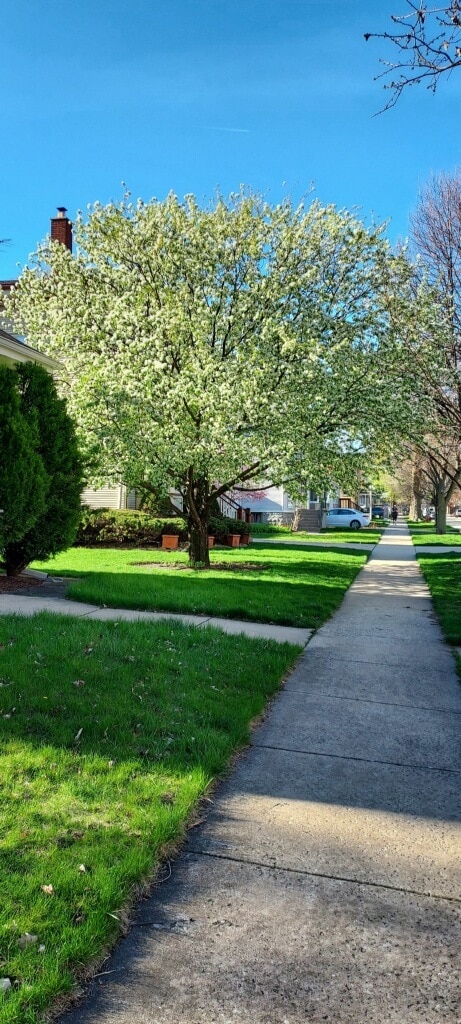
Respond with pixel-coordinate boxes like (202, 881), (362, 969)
(32, 544), (368, 629)
(320, 527), (383, 542)
(417, 552), (461, 646)
(0, 613), (301, 1022)
(252, 529), (381, 544)
(407, 521), (461, 545)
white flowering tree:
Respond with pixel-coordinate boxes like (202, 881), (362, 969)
(8, 191), (434, 565)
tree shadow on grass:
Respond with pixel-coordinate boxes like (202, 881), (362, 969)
(64, 549), (368, 630)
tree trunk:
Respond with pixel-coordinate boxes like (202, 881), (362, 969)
(411, 458), (424, 520)
(291, 508), (301, 532)
(184, 470), (211, 568)
(3, 544), (29, 577)
(435, 488), (447, 534)
(189, 521), (210, 567)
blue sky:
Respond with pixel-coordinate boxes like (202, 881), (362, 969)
(1, 0), (460, 279)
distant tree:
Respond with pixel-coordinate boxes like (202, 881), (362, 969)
(365, 2), (461, 109)
(410, 452), (427, 519)
(2, 363), (83, 576)
(422, 437), (461, 526)
(0, 366), (48, 557)
(411, 171), (461, 347)
(407, 171), (461, 531)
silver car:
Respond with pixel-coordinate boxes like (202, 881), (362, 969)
(325, 507), (370, 530)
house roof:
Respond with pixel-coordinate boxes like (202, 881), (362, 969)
(0, 327), (59, 371)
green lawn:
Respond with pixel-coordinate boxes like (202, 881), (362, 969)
(417, 551), (461, 646)
(32, 543), (368, 630)
(407, 521), (461, 546)
(252, 530), (381, 545)
(0, 613), (301, 1023)
(250, 525), (383, 544)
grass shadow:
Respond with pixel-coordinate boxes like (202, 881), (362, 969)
(33, 543), (368, 630)
(66, 548), (367, 629)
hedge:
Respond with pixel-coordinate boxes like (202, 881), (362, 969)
(75, 509), (259, 547)
(247, 523), (293, 536)
(208, 515), (251, 542)
(76, 508), (188, 546)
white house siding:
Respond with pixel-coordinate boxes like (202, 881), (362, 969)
(232, 484), (339, 523)
(81, 482), (336, 518)
(233, 485), (286, 523)
(81, 486), (137, 510)
(81, 488), (185, 512)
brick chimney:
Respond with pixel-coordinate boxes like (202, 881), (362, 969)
(50, 207), (72, 251)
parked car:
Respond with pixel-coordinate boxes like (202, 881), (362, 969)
(371, 505), (385, 519)
(324, 508), (370, 530)
(455, 507), (461, 518)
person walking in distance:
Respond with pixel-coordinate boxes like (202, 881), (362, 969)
(391, 504), (398, 523)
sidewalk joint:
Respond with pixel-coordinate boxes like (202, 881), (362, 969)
(251, 741), (461, 774)
(283, 691), (461, 715)
(192, 849), (461, 904)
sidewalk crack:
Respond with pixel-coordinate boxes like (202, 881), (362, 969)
(251, 742), (461, 774)
(193, 849), (461, 904)
(284, 692), (461, 715)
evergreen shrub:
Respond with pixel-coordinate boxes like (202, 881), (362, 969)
(2, 364), (83, 575)
(208, 516), (251, 541)
(1, 364), (83, 576)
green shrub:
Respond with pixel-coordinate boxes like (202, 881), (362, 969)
(230, 519), (250, 536)
(136, 488), (181, 517)
(2, 363), (83, 576)
(209, 515), (249, 542)
(248, 523), (292, 536)
(209, 515), (228, 542)
(161, 518), (184, 536)
(75, 509), (187, 546)
(0, 366), (48, 556)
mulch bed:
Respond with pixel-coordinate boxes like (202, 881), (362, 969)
(0, 575), (44, 592)
(0, 575), (71, 598)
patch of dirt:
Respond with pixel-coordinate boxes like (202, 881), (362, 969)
(130, 561), (270, 572)
(75, 542), (165, 549)
(0, 574), (44, 592)
(0, 575), (72, 598)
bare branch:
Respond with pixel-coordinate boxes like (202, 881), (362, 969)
(365, 2), (461, 110)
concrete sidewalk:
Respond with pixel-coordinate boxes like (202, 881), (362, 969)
(53, 525), (461, 1021)
(0, 591), (312, 648)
